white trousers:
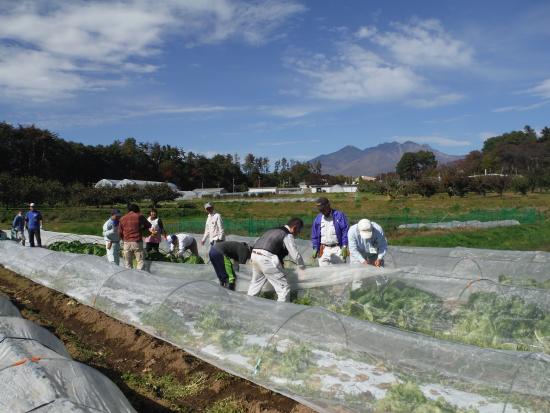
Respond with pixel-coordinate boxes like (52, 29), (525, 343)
(247, 250), (290, 302)
(106, 241), (120, 266)
(318, 245), (345, 267)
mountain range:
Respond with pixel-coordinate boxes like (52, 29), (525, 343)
(310, 141), (463, 177)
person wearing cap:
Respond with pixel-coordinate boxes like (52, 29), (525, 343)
(144, 208), (166, 253)
(311, 197), (349, 266)
(247, 217), (306, 302)
(24, 202), (43, 247)
(103, 209), (122, 265)
(209, 241), (252, 290)
(119, 203), (151, 270)
(348, 219), (388, 267)
(167, 233), (199, 258)
(201, 202), (225, 246)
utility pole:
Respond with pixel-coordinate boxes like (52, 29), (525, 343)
(232, 177), (235, 193)
(258, 176), (261, 188)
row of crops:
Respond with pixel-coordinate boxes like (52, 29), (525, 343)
(48, 240), (204, 264)
(1, 231), (549, 412)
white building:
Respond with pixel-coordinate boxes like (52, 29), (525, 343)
(95, 178), (179, 191)
(94, 179), (122, 188)
(248, 187), (278, 195)
(308, 184), (358, 193)
(192, 188), (228, 197)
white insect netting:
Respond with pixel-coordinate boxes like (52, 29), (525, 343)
(1, 239), (549, 413)
(0, 293), (136, 413)
(398, 220), (520, 230)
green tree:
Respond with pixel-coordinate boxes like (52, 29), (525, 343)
(144, 184), (178, 207)
(396, 151), (437, 180)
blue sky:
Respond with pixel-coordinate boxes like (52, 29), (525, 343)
(1, 0), (549, 162)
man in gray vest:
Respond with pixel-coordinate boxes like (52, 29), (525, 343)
(247, 217), (306, 302)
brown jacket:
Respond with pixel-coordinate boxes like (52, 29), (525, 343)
(119, 211), (151, 242)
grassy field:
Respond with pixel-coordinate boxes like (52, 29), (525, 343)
(2, 192), (549, 251)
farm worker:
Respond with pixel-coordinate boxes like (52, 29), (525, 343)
(167, 233), (199, 257)
(12, 209), (26, 246)
(348, 219), (388, 267)
(102, 209), (122, 265)
(25, 202), (43, 248)
(311, 197), (349, 266)
(119, 203), (151, 270)
(145, 208), (166, 252)
(201, 202), (225, 246)
(209, 241), (252, 290)
(247, 218), (306, 302)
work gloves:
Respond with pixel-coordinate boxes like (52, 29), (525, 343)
(312, 249), (318, 259)
(340, 246), (349, 258)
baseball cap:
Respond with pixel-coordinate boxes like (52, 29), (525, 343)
(29, 202), (35, 207)
(315, 197), (330, 208)
(204, 202), (213, 209)
(358, 219), (373, 239)
(111, 209), (122, 216)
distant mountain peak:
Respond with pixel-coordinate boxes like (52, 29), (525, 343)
(310, 141), (463, 177)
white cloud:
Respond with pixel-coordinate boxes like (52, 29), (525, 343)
(355, 26), (377, 39)
(0, 0), (305, 100)
(264, 105), (321, 118)
(395, 135), (471, 147)
(286, 18), (470, 105)
(372, 19), (473, 67)
(287, 44), (423, 101)
(492, 100), (550, 112)
(408, 93), (464, 108)
(529, 78), (550, 98)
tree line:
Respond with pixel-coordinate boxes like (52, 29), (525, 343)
(0, 122), (348, 207)
(359, 125), (550, 198)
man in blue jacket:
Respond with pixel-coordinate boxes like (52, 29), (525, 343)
(25, 202), (43, 248)
(311, 197), (349, 266)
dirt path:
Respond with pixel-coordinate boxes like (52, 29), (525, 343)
(0, 265), (315, 413)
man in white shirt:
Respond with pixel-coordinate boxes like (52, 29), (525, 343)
(201, 202), (225, 246)
(348, 219), (388, 267)
(247, 218), (306, 302)
(168, 233), (199, 257)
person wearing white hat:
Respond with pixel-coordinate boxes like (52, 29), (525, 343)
(347, 219), (387, 267)
(201, 202), (225, 246)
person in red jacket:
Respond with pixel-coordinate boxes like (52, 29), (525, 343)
(119, 204), (151, 270)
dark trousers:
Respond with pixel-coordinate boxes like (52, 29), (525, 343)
(208, 247), (228, 285)
(145, 242), (159, 252)
(28, 228), (41, 247)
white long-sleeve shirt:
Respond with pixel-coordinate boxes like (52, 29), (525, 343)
(169, 233), (195, 256)
(202, 212), (225, 244)
(283, 231), (305, 267)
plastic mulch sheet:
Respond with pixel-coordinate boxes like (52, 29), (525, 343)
(0, 292), (136, 412)
(1, 240), (548, 413)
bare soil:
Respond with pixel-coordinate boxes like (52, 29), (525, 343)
(0, 265), (314, 413)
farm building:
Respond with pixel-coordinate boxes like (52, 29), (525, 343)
(248, 187), (278, 195)
(192, 188), (228, 197)
(95, 178), (179, 191)
(94, 179), (122, 188)
(308, 184), (358, 193)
